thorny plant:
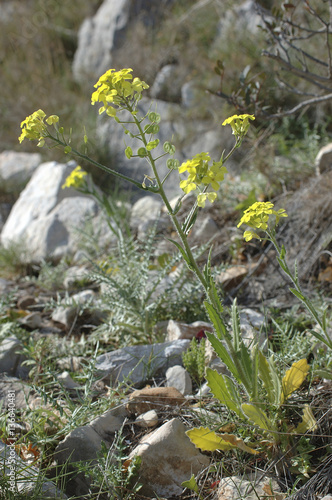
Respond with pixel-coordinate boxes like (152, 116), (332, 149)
(19, 67), (329, 486)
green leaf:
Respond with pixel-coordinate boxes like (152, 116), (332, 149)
(166, 238), (192, 270)
(206, 368), (243, 417)
(125, 146), (133, 159)
(281, 358), (309, 404)
(241, 403), (275, 435)
(146, 139), (160, 151)
(258, 351), (281, 405)
(289, 288), (305, 302)
(204, 302), (229, 341)
(205, 332), (239, 381)
(181, 474), (199, 494)
(186, 427), (258, 454)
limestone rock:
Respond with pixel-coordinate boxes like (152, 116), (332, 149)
(315, 143), (332, 175)
(73, 0), (130, 82)
(128, 418), (210, 497)
(0, 161), (103, 262)
(134, 409), (159, 428)
(166, 365), (192, 395)
(166, 320), (213, 341)
(127, 386), (186, 415)
(215, 471), (281, 500)
(95, 339), (190, 386)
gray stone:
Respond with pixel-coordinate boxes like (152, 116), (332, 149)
(315, 143), (332, 175)
(0, 375), (30, 410)
(128, 418), (210, 497)
(95, 339), (190, 386)
(57, 371), (82, 390)
(0, 336), (27, 378)
(191, 215), (219, 242)
(52, 289), (96, 328)
(130, 195), (163, 225)
(90, 405), (127, 440)
(0, 441), (68, 498)
(150, 64), (182, 102)
(55, 425), (107, 497)
(166, 365), (192, 395)
(63, 265), (91, 289)
(0, 150), (41, 191)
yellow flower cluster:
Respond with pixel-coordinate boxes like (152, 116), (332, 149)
(62, 166), (87, 190)
(222, 114), (255, 138)
(91, 68), (149, 117)
(179, 152), (228, 207)
(19, 109), (59, 147)
(237, 201), (288, 241)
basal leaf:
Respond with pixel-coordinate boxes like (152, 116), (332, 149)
(205, 332), (239, 381)
(281, 358), (309, 404)
(186, 427), (258, 454)
(241, 403), (276, 436)
(295, 404), (317, 434)
(206, 368), (242, 417)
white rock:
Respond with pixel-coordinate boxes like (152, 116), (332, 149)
(95, 340), (190, 386)
(129, 418), (210, 497)
(0, 150), (41, 190)
(134, 409), (158, 428)
(315, 143), (332, 175)
(166, 320), (213, 341)
(166, 365), (192, 395)
(239, 308), (266, 347)
(0, 161), (104, 262)
(215, 471), (281, 500)
(73, 0), (129, 81)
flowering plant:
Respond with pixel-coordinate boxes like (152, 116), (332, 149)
(19, 69), (329, 464)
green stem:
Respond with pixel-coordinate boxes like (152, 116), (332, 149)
(48, 133), (158, 193)
(266, 229), (331, 348)
(130, 111), (212, 297)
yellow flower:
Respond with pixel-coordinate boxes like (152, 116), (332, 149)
(19, 109), (47, 144)
(62, 166), (87, 189)
(222, 114), (255, 138)
(197, 192), (217, 208)
(19, 110), (60, 146)
(238, 201), (288, 239)
(91, 68), (149, 117)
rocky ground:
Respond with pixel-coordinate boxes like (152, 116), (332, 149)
(0, 150), (331, 499)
